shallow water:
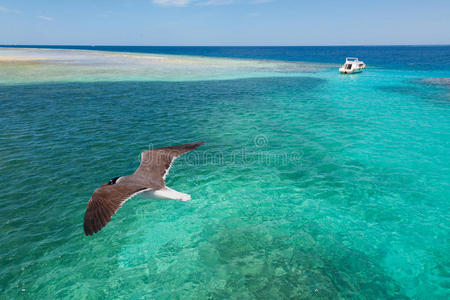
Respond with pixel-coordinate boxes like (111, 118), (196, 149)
(0, 47), (449, 299)
(0, 48), (334, 84)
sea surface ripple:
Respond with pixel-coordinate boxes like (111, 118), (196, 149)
(0, 47), (449, 299)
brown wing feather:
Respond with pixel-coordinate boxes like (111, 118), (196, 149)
(128, 141), (205, 188)
(84, 183), (148, 235)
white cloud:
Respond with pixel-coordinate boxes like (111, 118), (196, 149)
(152, 0), (192, 6)
(251, 0), (273, 3)
(37, 15), (53, 21)
(152, 0), (273, 7)
(197, 0), (234, 6)
(0, 5), (21, 13)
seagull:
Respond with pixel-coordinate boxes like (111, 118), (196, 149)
(83, 141), (204, 236)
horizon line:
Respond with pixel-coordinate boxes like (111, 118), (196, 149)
(1, 44), (449, 47)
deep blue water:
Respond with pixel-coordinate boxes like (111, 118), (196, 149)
(2, 45), (450, 70)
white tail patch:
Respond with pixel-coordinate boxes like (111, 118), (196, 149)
(142, 187), (191, 201)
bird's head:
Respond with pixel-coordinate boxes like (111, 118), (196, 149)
(107, 177), (120, 185)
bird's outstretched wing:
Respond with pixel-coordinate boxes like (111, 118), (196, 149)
(128, 141), (205, 188)
(84, 183), (148, 235)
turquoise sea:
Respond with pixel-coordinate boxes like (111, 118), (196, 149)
(0, 46), (449, 299)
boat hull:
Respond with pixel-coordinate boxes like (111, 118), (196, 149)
(339, 68), (363, 74)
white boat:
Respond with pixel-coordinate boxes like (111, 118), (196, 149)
(339, 57), (366, 74)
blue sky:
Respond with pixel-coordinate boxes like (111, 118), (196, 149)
(0, 0), (449, 45)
